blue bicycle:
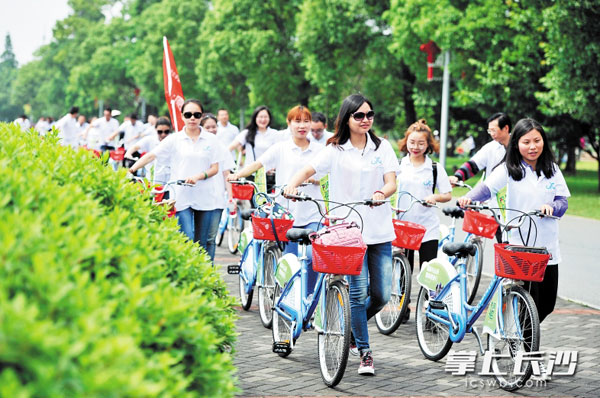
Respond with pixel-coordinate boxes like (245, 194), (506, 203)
(416, 204), (557, 391)
(215, 199), (244, 254)
(438, 181), (485, 304)
(271, 195), (374, 387)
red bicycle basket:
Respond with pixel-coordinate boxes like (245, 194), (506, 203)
(109, 147), (125, 161)
(494, 243), (550, 282)
(252, 217), (294, 241)
(311, 223), (367, 275)
(392, 220), (427, 250)
(462, 210), (498, 239)
(232, 183), (254, 200)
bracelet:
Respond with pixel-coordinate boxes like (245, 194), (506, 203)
(374, 190), (385, 197)
(203, 171), (208, 180)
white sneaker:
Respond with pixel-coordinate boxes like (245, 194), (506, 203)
(358, 351), (375, 376)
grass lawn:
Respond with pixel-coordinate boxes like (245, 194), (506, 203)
(434, 156), (600, 220)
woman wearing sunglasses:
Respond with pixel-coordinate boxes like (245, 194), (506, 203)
(283, 94), (399, 376)
(125, 117), (173, 184)
(129, 100), (224, 262)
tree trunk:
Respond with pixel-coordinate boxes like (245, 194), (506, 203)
(565, 144), (577, 175)
(401, 62), (417, 125)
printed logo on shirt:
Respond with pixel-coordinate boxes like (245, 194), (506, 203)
(546, 182), (556, 190)
(203, 145), (212, 152)
(423, 179), (433, 189)
(371, 156), (383, 166)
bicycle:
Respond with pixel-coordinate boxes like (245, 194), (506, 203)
(437, 181), (489, 304)
(374, 191), (429, 335)
(415, 204), (557, 391)
(216, 180), (252, 254)
(271, 195), (375, 387)
(227, 183), (290, 329)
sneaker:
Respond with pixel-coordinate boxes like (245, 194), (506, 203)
(349, 332), (359, 356)
(532, 363), (551, 382)
(358, 351), (375, 376)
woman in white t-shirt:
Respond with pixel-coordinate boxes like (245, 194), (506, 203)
(128, 100), (222, 262)
(125, 117), (172, 185)
(229, 105), (325, 294)
(459, 118), (570, 327)
(396, 119), (452, 272)
(284, 94), (399, 376)
(228, 106), (281, 189)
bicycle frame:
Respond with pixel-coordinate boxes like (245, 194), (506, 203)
(438, 217), (479, 267)
(239, 238), (271, 295)
(272, 241), (327, 341)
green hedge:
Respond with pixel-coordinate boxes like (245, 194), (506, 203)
(0, 124), (237, 398)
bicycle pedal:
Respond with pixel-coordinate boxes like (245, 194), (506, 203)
(429, 300), (445, 310)
(227, 265), (241, 274)
(272, 341), (291, 354)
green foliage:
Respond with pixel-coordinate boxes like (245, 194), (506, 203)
(0, 33), (21, 121)
(0, 123), (237, 398)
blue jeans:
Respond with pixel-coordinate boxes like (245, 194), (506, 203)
(176, 208), (222, 263)
(284, 222), (321, 296)
(348, 241), (392, 352)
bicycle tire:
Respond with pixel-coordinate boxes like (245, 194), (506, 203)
(258, 245), (280, 329)
(415, 286), (453, 361)
(375, 253), (412, 335)
(239, 274), (254, 311)
(272, 282), (294, 358)
(318, 280), (351, 387)
(487, 284), (540, 392)
(227, 210), (243, 254)
(465, 236), (484, 304)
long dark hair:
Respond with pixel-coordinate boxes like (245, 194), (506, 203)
(245, 105), (272, 147)
(328, 94), (381, 150)
(506, 118), (556, 181)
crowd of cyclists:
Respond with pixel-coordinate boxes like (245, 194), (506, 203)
(23, 93), (569, 379)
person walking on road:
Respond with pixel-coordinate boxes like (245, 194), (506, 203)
(55, 106), (80, 148)
(284, 94), (399, 376)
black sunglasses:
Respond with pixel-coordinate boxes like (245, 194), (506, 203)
(157, 129), (171, 134)
(351, 110), (375, 121)
(183, 112), (203, 119)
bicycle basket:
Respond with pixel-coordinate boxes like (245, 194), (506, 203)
(494, 243), (550, 282)
(392, 220), (427, 250)
(232, 183), (254, 200)
(311, 222), (367, 275)
(109, 147), (125, 161)
(251, 202), (294, 241)
(462, 210), (498, 239)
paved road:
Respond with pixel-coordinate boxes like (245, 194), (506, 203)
(214, 230), (600, 397)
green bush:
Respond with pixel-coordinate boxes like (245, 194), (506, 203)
(0, 124), (237, 398)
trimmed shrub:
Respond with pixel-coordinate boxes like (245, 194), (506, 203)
(0, 124), (237, 398)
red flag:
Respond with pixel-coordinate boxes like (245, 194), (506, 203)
(163, 36), (185, 131)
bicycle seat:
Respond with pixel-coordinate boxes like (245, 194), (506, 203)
(241, 209), (255, 220)
(442, 242), (476, 258)
(286, 228), (313, 245)
(442, 206), (465, 218)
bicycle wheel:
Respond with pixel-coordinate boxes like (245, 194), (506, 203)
(375, 253), (411, 335)
(239, 274), (254, 311)
(239, 245), (255, 311)
(465, 236), (484, 304)
(487, 285), (540, 391)
(258, 245), (280, 329)
(216, 230), (224, 247)
(318, 280), (351, 387)
(415, 286), (453, 361)
(272, 282), (294, 358)
(227, 210), (243, 254)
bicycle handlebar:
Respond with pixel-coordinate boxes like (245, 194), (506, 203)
(391, 191), (437, 216)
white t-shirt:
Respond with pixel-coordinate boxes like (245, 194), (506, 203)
(310, 130), (334, 145)
(259, 138), (325, 226)
(397, 155), (452, 242)
(35, 120), (50, 136)
(151, 129), (222, 211)
(136, 134), (170, 184)
(119, 120), (145, 149)
(234, 127), (281, 164)
(484, 162), (570, 263)
(92, 117), (120, 145)
(13, 118), (31, 130)
(471, 140), (507, 207)
(217, 121), (240, 149)
(56, 114), (79, 148)
(311, 135), (400, 244)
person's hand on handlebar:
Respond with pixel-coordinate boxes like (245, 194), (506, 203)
(226, 172), (239, 182)
(369, 190), (386, 206)
(457, 196), (472, 207)
(448, 176), (460, 186)
(540, 204), (554, 216)
(423, 194), (438, 206)
(283, 184), (299, 199)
